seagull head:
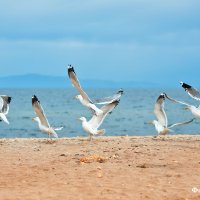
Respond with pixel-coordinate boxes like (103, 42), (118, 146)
(32, 117), (40, 123)
(147, 120), (156, 125)
(184, 106), (190, 110)
(180, 81), (183, 86)
(74, 95), (82, 100)
(78, 117), (87, 122)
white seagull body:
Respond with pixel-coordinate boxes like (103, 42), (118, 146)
(150, 93), (193, 135)
(79, 100), (119, 140)
(67, 65), (123, 115)
(32, 95), (63, 138)
(0, 95), (12, 124)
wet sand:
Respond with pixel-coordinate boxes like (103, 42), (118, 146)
(0, 135), (200, 200)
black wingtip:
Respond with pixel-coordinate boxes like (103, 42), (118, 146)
(117, 88), (124, 95)
(157, 93), (165, 101)
(114, 99), (120, 105)
(32, 95), (39, 104)
(180, 82), (192, 89)
(67, 65), (76, 76)
(108, 99), (120, 115)
(160, 93), (165, 97)
(7, 96), (12, 103)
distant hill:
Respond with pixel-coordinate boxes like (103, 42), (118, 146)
(0, 74), (160, 88)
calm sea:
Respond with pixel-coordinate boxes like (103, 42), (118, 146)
(0, 88), (199, 138)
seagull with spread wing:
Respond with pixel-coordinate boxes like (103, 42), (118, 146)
(164, 82), (200, 119)
(67, 65), (123, 115)
(32, 95), (63, 138)
(165, 93), (200, 120)
(0, 95), (11, 124)
(149, 93), (194, 135)
(78, 100), (119, 140)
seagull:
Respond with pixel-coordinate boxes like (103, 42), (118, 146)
(67, 65), (123, 115)
(32, 95), (63, 138)
(165, 93), (200, 120)
(180, 81), (200, 101)
(78, 100), (119, 140)
(149, 93), (194, 135)
(0, 95), (12, 124)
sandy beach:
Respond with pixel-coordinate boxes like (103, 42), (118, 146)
(0, 135), (200, 200)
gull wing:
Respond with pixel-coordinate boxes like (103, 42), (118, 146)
(67, 65), (93, 103)
(154, 94), (168, 127)
(32, 95), (50, 128)
(168, 118), (194, 128)
(93, 89), (123, 104)
(1, 96), (11, 104)
(1, 96), (11, 114)
(164, 93), (191, 107)
(0, 97), (3, 111)
(180, 82), (200, 101)
(88, 100), (119, 130)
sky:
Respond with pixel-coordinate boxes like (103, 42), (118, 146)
(0, 0), (200, 85)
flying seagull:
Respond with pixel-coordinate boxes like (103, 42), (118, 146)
(149, 93), (194, 135)
(0, 95), (11, 124)
(165, 93), (200, 120)
(78, 100), (119, 140)
(32, 95), (63, 138)
(67, 65), (123, 115)
(180, 81), (200, 101)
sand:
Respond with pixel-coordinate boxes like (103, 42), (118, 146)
(0, 135), (200, 200)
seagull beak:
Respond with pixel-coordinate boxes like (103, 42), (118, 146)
(184, 107), (189, 110)
(32, 118), (35, 121)
(76, 118), (82, 123)
(73, 96), (76, 99)
(147, 121), (153, 125)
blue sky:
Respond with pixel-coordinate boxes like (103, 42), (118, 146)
(0, 0), (200, 85)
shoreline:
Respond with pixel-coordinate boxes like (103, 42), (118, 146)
(1, 134), (200, 139)
(1, 135), (200, 200)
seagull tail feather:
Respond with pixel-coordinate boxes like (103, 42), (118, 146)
(96, 129), (105, 135)
(50, 129), (58, 138)
(165, 128), (174, 134)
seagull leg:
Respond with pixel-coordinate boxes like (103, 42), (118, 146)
(89, 134), (92, 141)
(48, 133), (51, 143)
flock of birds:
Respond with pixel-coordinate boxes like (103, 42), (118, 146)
(149, 82), (200, 135)
(0, 65), (123, 140)
(1, 65), (200, 139)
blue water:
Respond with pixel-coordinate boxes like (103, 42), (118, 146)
(0, 88), (199, 138)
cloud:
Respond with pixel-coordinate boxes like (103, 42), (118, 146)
(0, 38), (199, 83)
(0, 0), (200, 42)
(0, 0), (200, 84)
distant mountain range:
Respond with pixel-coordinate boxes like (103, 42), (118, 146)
(0, 74), (160, 88)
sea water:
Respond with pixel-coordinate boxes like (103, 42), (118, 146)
(0, 88), (199, 138)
